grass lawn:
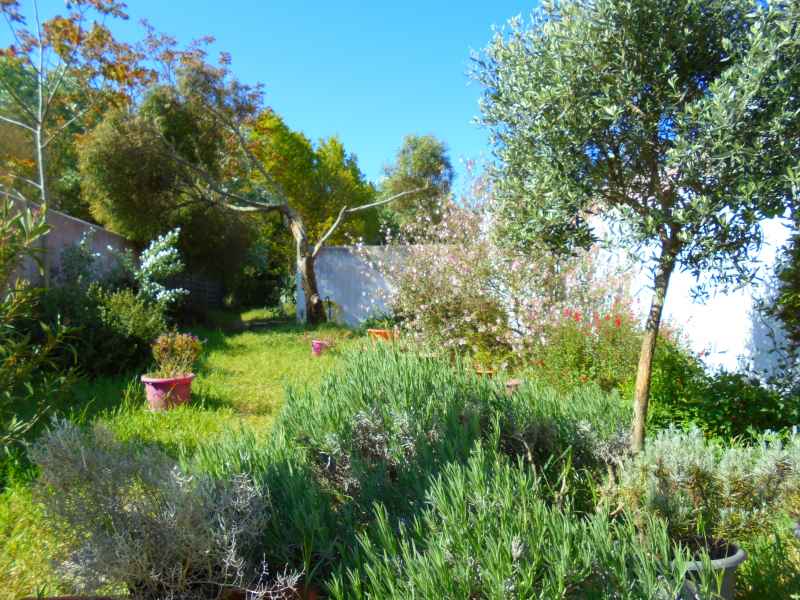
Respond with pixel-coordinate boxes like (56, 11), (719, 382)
(0, 310), (361, 599)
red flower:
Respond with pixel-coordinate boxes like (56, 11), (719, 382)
(573, 311), (582, 322)
(614, 316), (622, 328)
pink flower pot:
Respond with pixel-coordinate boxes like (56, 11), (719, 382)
(141, 373), (195, 411)
(311, 339), (330, 356)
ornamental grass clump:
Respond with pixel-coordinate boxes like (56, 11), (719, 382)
(150, 331), (203, 378)
(30, 419), (300, 600)
(605, 427), (800, 545)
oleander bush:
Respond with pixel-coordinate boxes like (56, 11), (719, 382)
(0, 199), (72, 455)
(604, 427), (800, 545)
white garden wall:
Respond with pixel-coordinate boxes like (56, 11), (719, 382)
(300, 222), (791, 377)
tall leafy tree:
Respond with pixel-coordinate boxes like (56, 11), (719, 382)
(79, 86), (254, 280)
(474, 0), (800, 451)
(381, 134), (453, 228)
(251, 110), (379, 249)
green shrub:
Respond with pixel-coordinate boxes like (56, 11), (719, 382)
(605, 427), (800, 544)
(187, 346), (631, 581)
(645, 339), (800, 440)
(42, 285), (167, 376)
(331, 448), (700, 600)
(0, 199), (72, 454)
(525, 308), (642, 393)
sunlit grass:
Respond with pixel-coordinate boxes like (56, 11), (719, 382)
(0, 312), (358, 598)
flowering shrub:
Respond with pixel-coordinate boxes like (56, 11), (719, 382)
(359, 177), (636, 371)
(524, 304), (642, 392)
(150, 331), (203, 377)
(114, 228), (188, 306)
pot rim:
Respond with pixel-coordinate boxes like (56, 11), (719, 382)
(141, 373), (195, 384)
(684, 543), (747, 571)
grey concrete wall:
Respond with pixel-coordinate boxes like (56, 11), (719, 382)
(296, 246), (405, 326)
(12, 200), (134, 286)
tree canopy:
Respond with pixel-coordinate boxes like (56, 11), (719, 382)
(381, 134), (453, 227)
(251, 110), (380, 247)
(474, 0), (800, 450)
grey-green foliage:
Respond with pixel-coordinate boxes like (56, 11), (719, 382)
(607, 427), (800, 543)
(474, 0), (799, 289)
(331, 447), (698, 600)
(30, 420), (300, 599)
(278, 346), (630, 512)
(186, 346), (632, 581)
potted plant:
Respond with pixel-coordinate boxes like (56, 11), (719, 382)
(311, 338), (332, 356)
(602, 428), (800, 600)
(367, 327), (397, 342)
(141, 332), (202, 411)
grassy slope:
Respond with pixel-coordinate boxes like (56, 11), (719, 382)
(0, 312), (358, 599)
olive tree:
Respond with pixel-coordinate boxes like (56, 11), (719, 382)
(474, 0), (800, 451)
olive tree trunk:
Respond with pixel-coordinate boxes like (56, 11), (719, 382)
(630, 246), (678, 453)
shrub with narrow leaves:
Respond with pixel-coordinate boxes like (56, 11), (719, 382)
(330, 448), (702, 600)
(30, 420), (300, 599)
(605, 427), (800, 544)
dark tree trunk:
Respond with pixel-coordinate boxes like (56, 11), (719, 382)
(285, 206), (327, 325)
(631, 246), (677, 453)
(299, 252), (326, 325)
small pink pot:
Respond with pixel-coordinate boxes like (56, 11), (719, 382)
(141, 373), (195, 411)
(311, 339), (330, 356)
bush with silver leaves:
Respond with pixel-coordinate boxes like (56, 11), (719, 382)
(30, 420), (300, 600)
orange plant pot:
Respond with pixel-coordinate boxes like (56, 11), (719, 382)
(367, 328), (396, 342)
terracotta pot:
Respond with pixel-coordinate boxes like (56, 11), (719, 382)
(367, 328), (396, 342)
(141, 373), (194, 411)
(473, 366), (496, 378)
(505, 378), (523, 394)
(311, 339), (331, 356)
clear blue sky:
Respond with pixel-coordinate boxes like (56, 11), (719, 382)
(26, 1), (538, 186)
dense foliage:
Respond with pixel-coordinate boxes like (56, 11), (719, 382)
(79, 97), (255, 283)
(41, 229), (188, 376)
(379, 134), (453, 230)
(0, 199), (71, 450)
(606, 428), (800, 543)
(474, 0), (800, 449)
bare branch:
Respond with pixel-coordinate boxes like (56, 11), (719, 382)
(346, 186), (428, 214)
(0, 184), (31, 204)
(42, 106), (92, 148)
(0, 77), (39, 124)
(0, 113), (35, 132)
(0, 171), (42, 189)
(312, 186), (427, 257)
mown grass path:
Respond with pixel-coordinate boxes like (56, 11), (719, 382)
(0, 314), (358, 598)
